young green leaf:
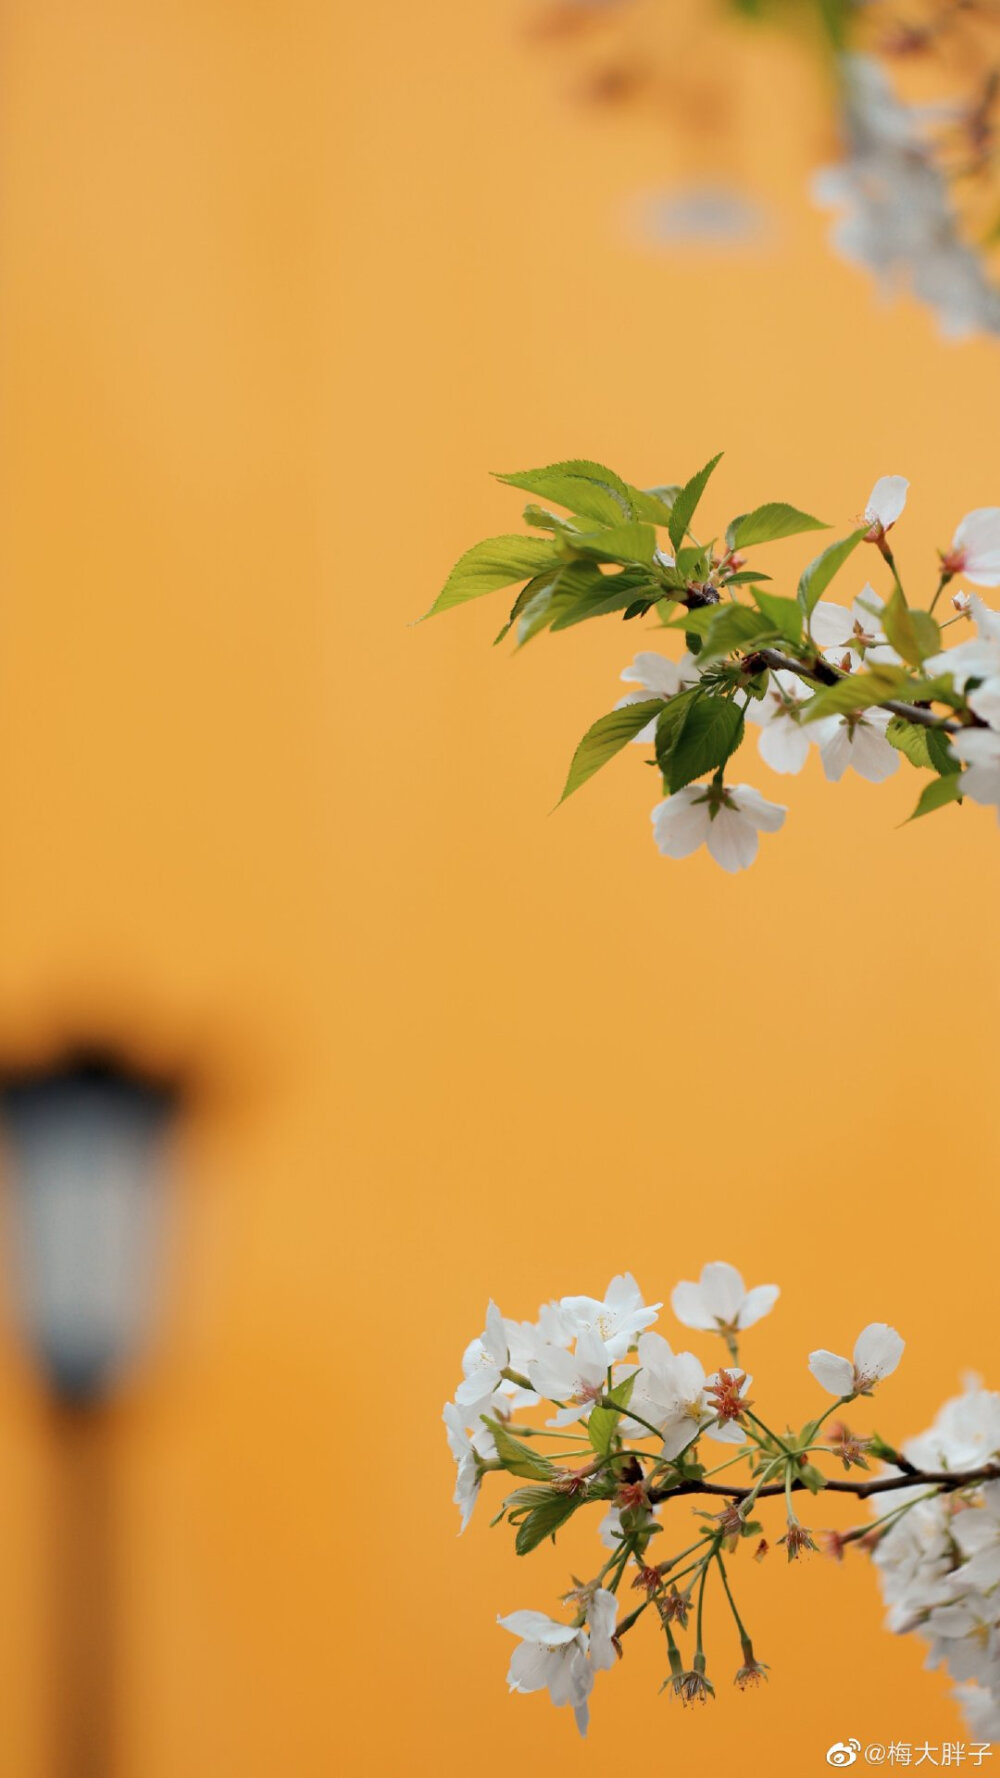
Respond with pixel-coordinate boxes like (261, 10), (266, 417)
(927, 727), (961, 775)
(797, 527), (868, 617)
(571, 521), (658, 564)
(559, 700), (664, 803)
(753, 589), (803, 644)
(667, 697), (745, 792)
(698, 603), (777, 661)
(631, 484), (679, 524)
(907, 774), (964, 821)
(514, 1491), (581, 1555)
(550, 566), (659, 630)
(654, 685), (701, 776)
(487, 1421), (557, 1481)
(425, 535), (563, 616)
(881, 590), (942, 667)
(668, 452), (723, 554)
(505, 561), (606, 645)
(886, 717), (933, 770)
(803, 664), (910, 720)
(726, 502), (828, 552)
(495, 460), (632, 526)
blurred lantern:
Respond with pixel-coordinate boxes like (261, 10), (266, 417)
(0, 1050), (181, 1778)
(0, 1052), (178, 1402)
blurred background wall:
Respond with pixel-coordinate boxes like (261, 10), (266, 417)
(0, 1), (995, 1773)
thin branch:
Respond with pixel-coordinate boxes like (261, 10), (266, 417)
(649, 1464), (1000, 1505)
(755, 648), (965, 734)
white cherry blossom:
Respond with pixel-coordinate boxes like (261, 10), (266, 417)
(925, 1596), (1000, 1686)
(811, 585), (900, 666)
(864, 475), (909, 539)
(955, 1682), (1000, 1743)
(625, 1331), (750, 1457)
(559, 1272), (661, 1361)
(671, 1261), (779, 1336)
(813, 57), (1000, 342)
(927, 596), (1000, 730)
(498, 1611), (594, 1735)
(528, 1327), (612, 1428)
(651, 781), (786, 872)
(455, 1300), (509, 1409)
(616, 651), (700, 744)
(585, 1588), (619, 1674)
(903, 1377), (1000, 1475)
(957, 729), (1000, 815)
(744, 670), (813, 774)
(952, 1482), (1000, 1592)
(808, 1322), (904, 1398)
(810, 706), (900, 784)
(943, 510), (1000, 588)
(443, 1401), (497, 1532)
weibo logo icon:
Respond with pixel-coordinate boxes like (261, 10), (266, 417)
(826, 1742), (861, 1767)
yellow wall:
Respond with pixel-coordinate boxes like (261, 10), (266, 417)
(0, 1), (996, 1772)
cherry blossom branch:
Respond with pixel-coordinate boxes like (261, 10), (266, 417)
(752, 648), (966, 734)
(649, 1463), (1000, 1505)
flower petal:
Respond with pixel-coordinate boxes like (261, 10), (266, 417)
(866, 474), (909, 530)
(670, 1281), (716, 1331)
(705, 808), (758, 873)
(651, 790), (709, 859)
(736, 1284), (780, 1329)
(698, 1261), (746, 1323)
(853, 1321), (904, 1384)
(808, 1349), (855, 1396)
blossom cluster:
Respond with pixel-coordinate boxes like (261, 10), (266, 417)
(444, 1261), (999, 1737)
(815, 53), (1000, 343)
(428, 456), (1000, 871)
(871, 1381), (1000, 1743)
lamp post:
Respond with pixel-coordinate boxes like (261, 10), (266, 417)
(0, 1052), (179, 1778)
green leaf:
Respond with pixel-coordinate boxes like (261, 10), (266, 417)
(487, 1421), (556, 1481)
(571, 521), (657, 564)
(425, 535), (563, 616)
(726, 502), (828, 552)
(698, 603), (777, 661)
(668, 453), (723, 554)
(753, 589), (803, 644)
(886, 717), (933, 770)
(514, 1491), (581, 1555)
(667, 697), (745, 793)
(927, 727), (961, 775)
(797, 1464), (828, 1495)
(559, 700), (664, 803)
(587, 1406), (618, 1458)
(654, 685), (701, 776)
(803, 665), (910, 720)
(907, 773), (964, 822)
(500, 562), (602, 645)
(587, 1374), (637, 1456)
(521, 504), (583, 537)
(495, 461), (632, 526)
(797, 528), (867, 618)
(881, 590), (941, 667)
(549, 566), (658, 631)
(662, 601), (722, 637)
(630, 485), (678, 525)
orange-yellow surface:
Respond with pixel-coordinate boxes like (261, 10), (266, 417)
(0, 1), (996, 1772)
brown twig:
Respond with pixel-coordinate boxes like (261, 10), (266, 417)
(754, 648), (966, 734)
(649, 1464), (1000, 1505)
